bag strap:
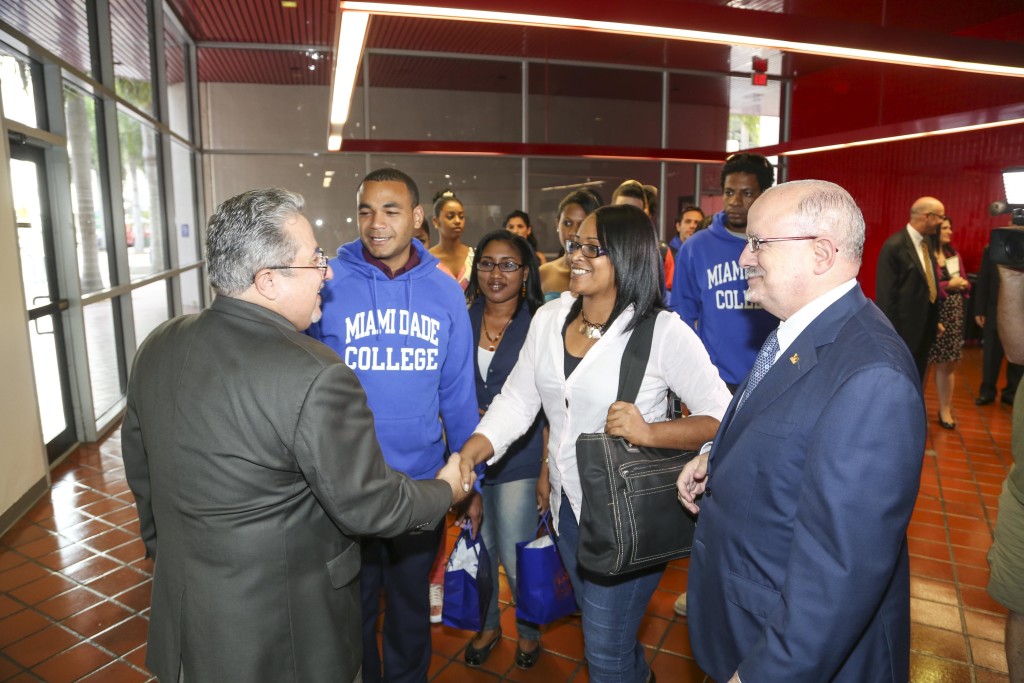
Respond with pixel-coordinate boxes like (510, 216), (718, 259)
(615, 313), (658, 404)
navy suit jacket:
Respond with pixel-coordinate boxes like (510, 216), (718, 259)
(688, 285), (926, 682)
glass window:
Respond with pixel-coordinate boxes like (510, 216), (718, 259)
(727, 75), (781, 152)
(180, 267), (203, 315)
(206, 153), (367, 257)
(200, 75), (335, 152)
(110, 0), (154, 114)
(368, 154), (522, 252)
(118, 107), (167, 280)
(132, 280), (169, 345)
(527, 158), (660, 254)
(11, 158), (48, 308)
(528, 63), (661, 148)
(170, 140), (199, 265)
(164, 16), (191, 139)
(65, 85), (114, 293)
(0, 1), (91, 76)
(0, 45), (39, 128)
(366, 54), (521, 143)
(83, 300), (125, 420)
(667, 72), (729, 151)
(29, 321), (69, 443)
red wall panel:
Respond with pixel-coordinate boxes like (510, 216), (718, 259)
(788, 125), (1024, 299)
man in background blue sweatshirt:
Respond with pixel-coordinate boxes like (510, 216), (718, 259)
(670, 153), (778, 393)
(309, 168), (477, 683)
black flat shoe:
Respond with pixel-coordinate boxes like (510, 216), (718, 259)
(975, 395), (995, 406)
(464, 630), (501, 667)
(1002, 394), (1016, 406)
(938, 412), (956, 430)
(515, 641), (541, 669)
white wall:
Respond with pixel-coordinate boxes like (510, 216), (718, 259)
(0, 116), (50, 525)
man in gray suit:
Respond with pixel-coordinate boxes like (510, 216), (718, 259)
(122, 188), (471, 683)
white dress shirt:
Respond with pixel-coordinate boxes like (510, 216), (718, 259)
(774, 279), (858, 360)
(475, 291), (732, 532)
(906, 224), (930, 275)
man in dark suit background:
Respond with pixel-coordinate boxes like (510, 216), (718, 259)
(679, 180), (926, 682)
(122, 188), (471, 683)
(876, 196), (946, 379)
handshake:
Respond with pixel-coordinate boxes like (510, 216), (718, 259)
(436, 452), (477, 506)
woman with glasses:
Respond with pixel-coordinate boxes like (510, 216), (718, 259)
(927, 216), (971, 429)
(459, 230), (547, 669)
(453, 205), (731, 683)
(539, 188), (603, 301)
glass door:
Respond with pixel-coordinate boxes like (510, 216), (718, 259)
(9, 139), (77, 461)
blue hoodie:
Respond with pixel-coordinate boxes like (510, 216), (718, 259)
(307, 239), (478, 480)
(670, 211), (776, 386)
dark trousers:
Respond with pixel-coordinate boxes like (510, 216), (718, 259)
(980, 323), (1024, 401)
(361, 524), (445, 683)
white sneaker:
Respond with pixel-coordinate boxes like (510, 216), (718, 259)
(673, 593), (687, 616)
(429, 583), (444, 624)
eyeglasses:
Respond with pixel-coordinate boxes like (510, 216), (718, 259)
(477, 259), (523, 272)
(265, 247), (329, 277)
(565, 240), (608, 259)
(746, 235), (818, 252)
(926, 212), (949, 221)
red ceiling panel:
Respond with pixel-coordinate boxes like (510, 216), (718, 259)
(366, 53), (520, 92)
(197, 47), (333, 85)
(167, 0), (337, 45)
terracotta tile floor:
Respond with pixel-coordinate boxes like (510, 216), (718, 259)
(0, 347), (1016, 682)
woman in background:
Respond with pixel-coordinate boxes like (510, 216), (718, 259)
(430, 190), (473, 290)
(460, 230), (547, 670)
(504, 210), (548, 265)
(539, 188), (602, 301)
(928, 216), (970, 429)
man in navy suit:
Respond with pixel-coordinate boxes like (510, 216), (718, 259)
(678, 180), (926, 682)
(876, 196), (946, 380)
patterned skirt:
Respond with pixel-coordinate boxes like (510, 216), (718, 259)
(927, 291), (966, 364)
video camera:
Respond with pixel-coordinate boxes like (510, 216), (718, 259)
(989, 166), (1024, 270)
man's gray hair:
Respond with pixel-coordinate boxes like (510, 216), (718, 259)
(206, 188), (305, 295)
(763, 179), (865, 261)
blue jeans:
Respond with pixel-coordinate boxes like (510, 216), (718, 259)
(557, 493), (663, 683)
(480, 477), (541, 641)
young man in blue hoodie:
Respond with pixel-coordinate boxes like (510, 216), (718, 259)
(667, 153), (779, 620)
(670, 153), (778, 393)
(308, 168), (478, 683)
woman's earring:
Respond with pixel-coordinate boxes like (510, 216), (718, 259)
(521, 283), (527, 297)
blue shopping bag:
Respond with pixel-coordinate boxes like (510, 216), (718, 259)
(441, 525), (493, 631)
(515, 512), (578, 624)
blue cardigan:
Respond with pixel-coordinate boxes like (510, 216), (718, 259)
(469, 297), (545, 485)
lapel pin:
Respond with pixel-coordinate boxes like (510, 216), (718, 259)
(789, 353), (799, 365)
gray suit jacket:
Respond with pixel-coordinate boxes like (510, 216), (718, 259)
(122, 295), (451, 683)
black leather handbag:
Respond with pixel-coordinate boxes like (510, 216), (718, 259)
(576, 313), (699, 577)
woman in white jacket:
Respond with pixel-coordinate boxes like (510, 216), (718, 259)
(454, 204), (731, 683)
